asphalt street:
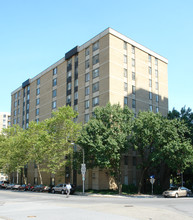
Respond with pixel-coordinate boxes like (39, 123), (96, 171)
(0, 190), (193, 220)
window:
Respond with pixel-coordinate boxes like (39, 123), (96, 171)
(93, 41), (99, 52)
(67, 59), (72, 67)
(149, 67), (152, 75)
(52, 89), (57, 98)
(124, 82), (128, 91)
(18, 91), (21, 97)
(75, 55), (78, 63)
(132, 99), (136, 108)
(149, 92), (152, 100)
(85, 60), (90, 69)
(53, 67), (57, 75)
(27, 94), (30, 100)
(124, 97), (128, 105)
(133, 157), (137, 166)
(149, 105), (153, 112)
(156, 94), (159, 102)
(92, 82), (99, 93)
(84, 114), (90, 123)
(132, 72), (135, 80)
(155, 58), (158, 66)
(26, 103), (29, 110)
(85, 100), (89, 109)
(92, 54), (99, 65)
(92, 96), (99, 107)
(149, 79), (152, 87)
(35, 118), (39, 123)
(27, 86), (30, 91)
(36, 108), (39, 116)
(14, 110), (17, 116)
(75, 67), (78, 75)
(14, 93), (17, 99)
(124, 55), (127, 64)
(14, 101), (17, 107)
(74, 92), (78, 100)
(74, 105), (78, 112)
(37, 78), (40, 85)
(132, 46), (135, 54)
(52, 101), (57, 109)
(92, 68), (99, 78)
(132, 85), (136, 94)
(67, 82), (71, 90)
(53, 78), (57, 87)
(156, 107), (159, 113)
(155, 70), (158, 78)
(148, 55), (151, 62)
(67, 95), (71, 103)
(67, 71), (72, 78)
(124, 41), (127, 50)
(124, 156), (128, 165)
(85, 73), (90, 82)
(132, 58), (135, 67)
(85, 86), (89, 96)
(36, 98), (40, 105)
(18, 108), (20, 114)
(36, 88), (40, 95)
(85, 47), (89, 56)
(155, 82), (159, 90)
(124, 69), (127, 78)
(74, 79), (78, 87)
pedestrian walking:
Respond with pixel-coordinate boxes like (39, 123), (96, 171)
(66, 182), (72, 198)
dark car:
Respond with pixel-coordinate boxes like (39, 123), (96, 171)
(32, 184), (48, 192)
(18, 184), (34, 191)
(52, 183), (76, 195)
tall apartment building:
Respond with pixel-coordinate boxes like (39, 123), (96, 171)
(0, 112), (11, 133)
(11, 28), (168, 189)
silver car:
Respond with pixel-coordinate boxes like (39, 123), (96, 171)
(163, 186), (192, 198)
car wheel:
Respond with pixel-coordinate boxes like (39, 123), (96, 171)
(61, 190), (65, 195)
(52, 189), (55, 194)
(187, 193), (190, 197)
(175, 193), (179, 198)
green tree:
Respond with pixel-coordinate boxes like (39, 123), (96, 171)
(0, 125), (28, 181)
(23, 121), (49, 184)
(77, 103), (133, 194)
(130, 111), (164, 193)
(131, 111), (193, 193)
(45, 105), (81, 176)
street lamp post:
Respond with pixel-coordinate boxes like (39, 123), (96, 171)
(81, 148), (86, 195)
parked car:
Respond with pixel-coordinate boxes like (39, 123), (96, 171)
(12, 184), (21, 190)
(0, 181), (9, 189)
(163, 186), (192, 198)
(18, 184), (33, 191)
(52, 183), (76, 195)
(6, 183), (15, 190)
(32, 184), (48, 192)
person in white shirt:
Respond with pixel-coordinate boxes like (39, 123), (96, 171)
(66, 182), (72, 198)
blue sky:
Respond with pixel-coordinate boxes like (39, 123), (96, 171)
(0, 0), (193, 113)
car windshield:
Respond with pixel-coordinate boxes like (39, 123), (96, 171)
(169, 187), (178, 190)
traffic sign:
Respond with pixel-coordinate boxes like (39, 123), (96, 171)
(81, 163), (86, 174)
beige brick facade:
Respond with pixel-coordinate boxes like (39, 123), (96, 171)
(11, 28), (168, 189)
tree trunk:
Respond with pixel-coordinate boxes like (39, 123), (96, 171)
(37, 164), (43, 184)
(138, 167), (148, 194)
(160, 163), (171, 191)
